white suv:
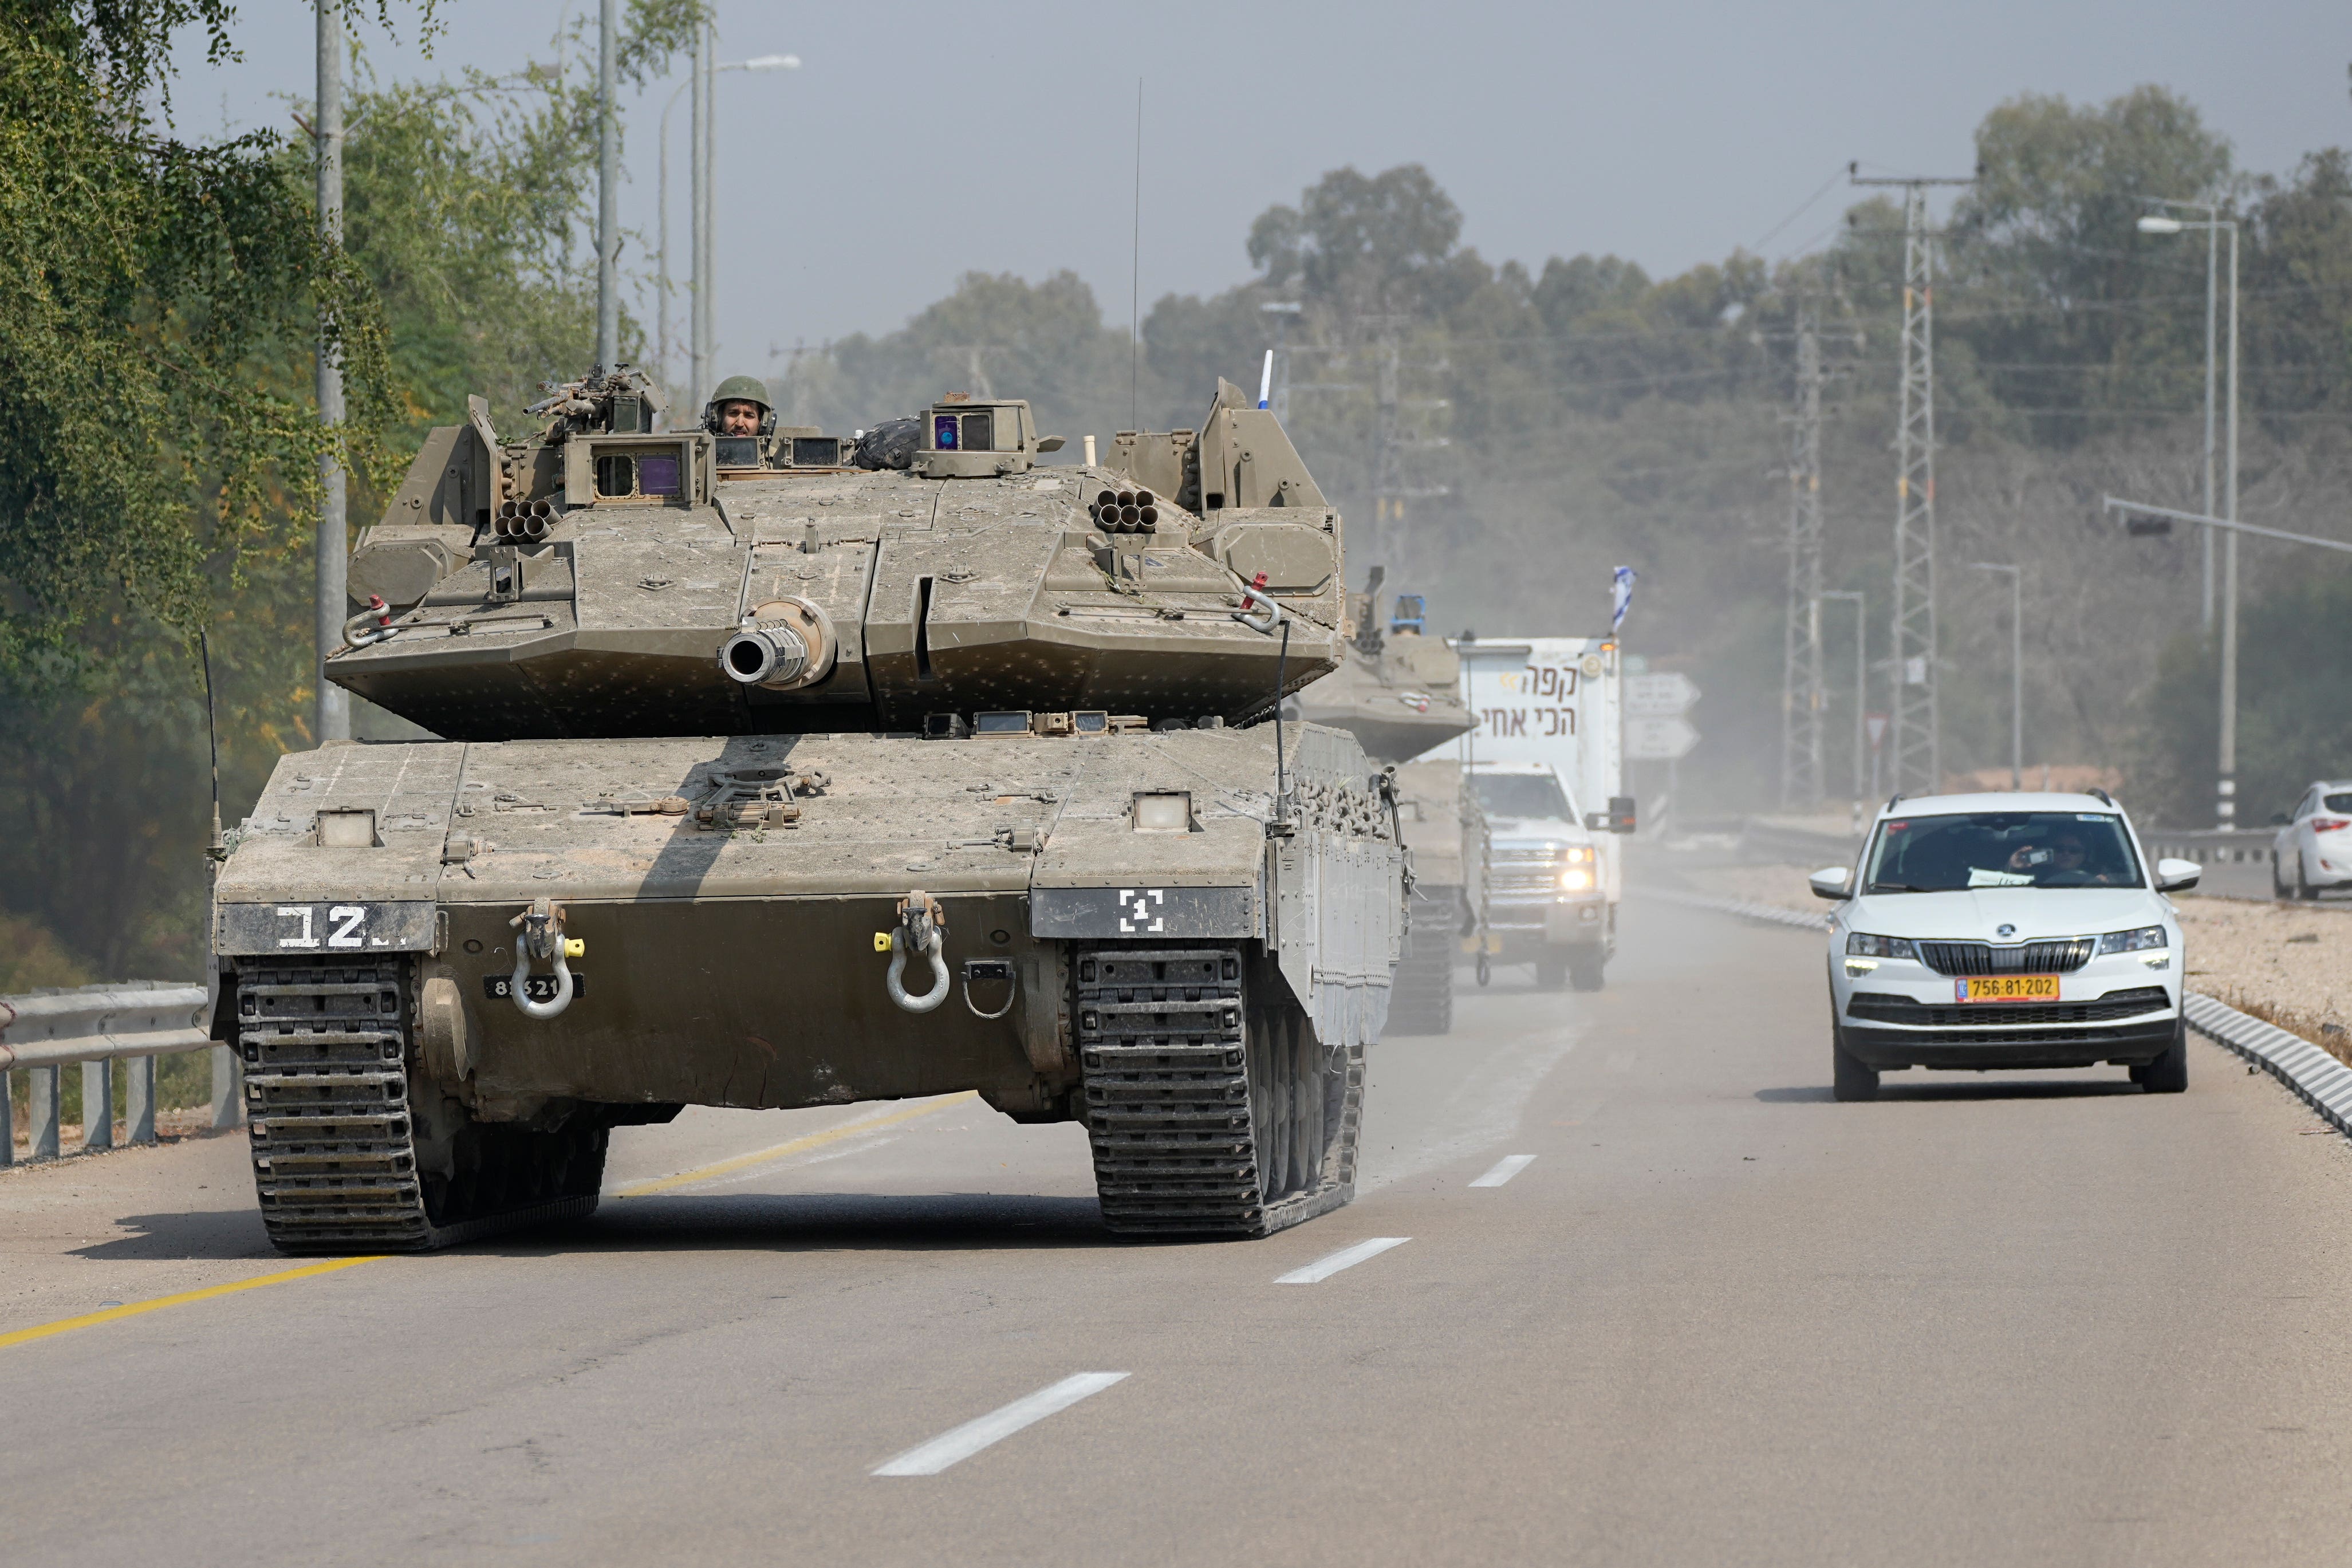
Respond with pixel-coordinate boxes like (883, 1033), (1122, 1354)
(1810, 791), (2202, 1102)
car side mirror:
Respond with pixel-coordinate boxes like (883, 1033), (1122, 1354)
(2271, 812), (2292, 826)
(2154, 857), (2201, 893)
(1809, 865), (1853, 901)
(1583, 798), (1637, 834)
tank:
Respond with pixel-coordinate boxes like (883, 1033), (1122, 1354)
(1293, 570), (1487, 1034)
(208, 369), (1404, 1252)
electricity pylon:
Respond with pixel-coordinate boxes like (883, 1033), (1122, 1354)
(1780, 301), (1826, 809)
(1851, 166), (1973, 794)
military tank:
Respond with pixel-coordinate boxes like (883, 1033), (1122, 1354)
(207, 369), (1404, 1252)
(1293, 570), (1486, 1034)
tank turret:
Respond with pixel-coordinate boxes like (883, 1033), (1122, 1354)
(333, 373), (1343, 740)
(1293, 568), (1475, 762)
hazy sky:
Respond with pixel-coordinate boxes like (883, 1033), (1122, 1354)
(172, 1), (2349, 382)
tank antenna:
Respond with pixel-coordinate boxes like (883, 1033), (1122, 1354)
(1130, 77), (1142, 430)
(200, 628), (226, 861)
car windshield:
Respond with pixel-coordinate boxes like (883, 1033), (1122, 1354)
(1865, 811), (2143, 892)
(2325, 793), (2352, 814)
(1473, 773), (1575, 821)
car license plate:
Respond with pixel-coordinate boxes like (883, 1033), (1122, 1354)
(1957, 975), (2059, 1003)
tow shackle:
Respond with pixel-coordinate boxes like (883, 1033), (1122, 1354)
(344, 594), (396, 648)
(507, 898), (584, 1021)
(1232, 570), (1283, 635)
(879, 889), (951, 1014)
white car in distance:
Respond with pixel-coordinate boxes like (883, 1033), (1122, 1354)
(1810, 792), (2203, 1102)
(2270, 780), (2352, 899)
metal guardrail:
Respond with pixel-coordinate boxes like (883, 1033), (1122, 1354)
(1739, 817), (1865, 866)
(0, 980), (235, 1168)
(2140, 828), (2274, 868)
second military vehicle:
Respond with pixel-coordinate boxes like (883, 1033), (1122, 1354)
(209, 371), (1404, 1251)
(1293, 570), (1486, 1033)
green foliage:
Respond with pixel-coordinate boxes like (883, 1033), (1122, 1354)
(0, 7), (395, 673)
(782, 88), (2352, 818)
(2132, 568), (2352, 827)
(782, 271), (1138, 440)
(0, 4), (697, 984)
(340, 0), (703, 440)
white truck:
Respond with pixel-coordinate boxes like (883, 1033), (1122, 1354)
(1453, 635), (1633, 990)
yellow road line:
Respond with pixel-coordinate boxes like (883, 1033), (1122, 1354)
(0, 1256), (384, 1353)
(614, 1092), (980, 1199)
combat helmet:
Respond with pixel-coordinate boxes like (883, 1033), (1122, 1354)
(702, 374), (775, 435)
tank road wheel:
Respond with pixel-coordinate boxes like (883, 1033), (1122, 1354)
(235, 956), (606, 1254)
(1075, 947), (1362, 1238)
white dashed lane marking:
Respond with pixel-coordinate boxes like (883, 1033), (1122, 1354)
(1469, 1155), (1536, 1188)
(872, 1373), (1130, 1476)
(1274, 1237), (1411, 1285)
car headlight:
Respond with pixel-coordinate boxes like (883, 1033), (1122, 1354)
(1845, 932), (1917, 960)
(1559, 866), (1594, 891)
(2096, 925), (2167, 954)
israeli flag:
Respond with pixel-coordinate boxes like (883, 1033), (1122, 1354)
(1612, 566), (1637, 633)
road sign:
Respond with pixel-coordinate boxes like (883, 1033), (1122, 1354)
(1625, 672), (1700, 718)
(1866, 712), (1889, 749)
(1625, 715), (1699, 761)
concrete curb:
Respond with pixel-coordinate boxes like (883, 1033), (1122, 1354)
(2182, 994), (2352, 1137)
(1637, 886), (2352, 1137)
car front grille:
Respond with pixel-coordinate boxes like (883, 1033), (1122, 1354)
(1914, 937), (2095, 976)
(1489, 846), (1566, 900)
(1846, 986), (2168, 1027)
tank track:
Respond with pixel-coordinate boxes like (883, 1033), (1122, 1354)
(1386, 885), (1459, 1035)
(1074, 945), (1361, 1238)
(235, 956), (604, 1255)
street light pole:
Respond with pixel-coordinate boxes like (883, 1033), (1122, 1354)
(1822, 590), (1867, 804)
(667, 37), (798, 416)
(690, 23), (708, 413)
(594, 0), (617, 367)
(2137, 213), (2240, 828)
(313, 0), (349, 744)
(2142, 200), (2222, 631)
(1971, 564), (2022, 790)
(663, 53), (799, 413)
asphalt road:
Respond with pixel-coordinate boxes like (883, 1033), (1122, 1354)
(6, 900), (2352, 1566)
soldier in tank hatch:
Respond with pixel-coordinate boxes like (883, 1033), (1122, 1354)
(703, 375), (774, 438)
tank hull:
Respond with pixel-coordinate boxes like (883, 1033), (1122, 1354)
(212, 726), (1402, 1123)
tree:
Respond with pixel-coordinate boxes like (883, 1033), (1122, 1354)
(1944, 86), (2235, 443)
(0, 3), (698, 983)
(0, 2), (397, 675)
